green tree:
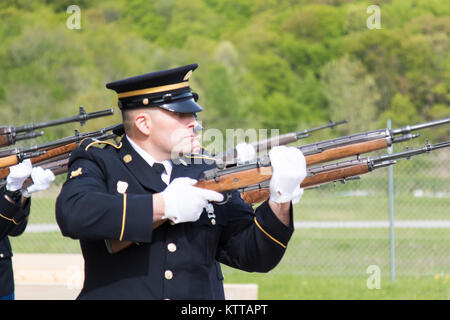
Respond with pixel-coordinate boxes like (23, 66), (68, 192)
(321, 56), (380, 134)
(379, 93), (421, 128)
(281, 4), (346, 41)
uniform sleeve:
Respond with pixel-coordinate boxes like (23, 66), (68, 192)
(0, 187), (31, 239)
(216, 191), (294, 273)
(55, 148), (154, 243)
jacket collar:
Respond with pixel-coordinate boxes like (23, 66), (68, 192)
(118, 137), (216, 190)
(118, 137), (167, 192)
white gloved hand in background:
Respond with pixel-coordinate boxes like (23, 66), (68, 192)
(269, 146), (307, 204)
(236, 143), (256, 164)
(25, 167), (56, 195)
(161, 177), (224, 224)
(6, 159), (32, 191)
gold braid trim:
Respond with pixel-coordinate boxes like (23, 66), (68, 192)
(254, 217), (287, 249)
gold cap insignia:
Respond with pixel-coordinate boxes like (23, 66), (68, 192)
(70, 167), (83, 179)
(123, 154), (132, 163)
(117, 181), (129, 194)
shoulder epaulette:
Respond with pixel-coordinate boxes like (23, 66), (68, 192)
(80, 137), (123, 151)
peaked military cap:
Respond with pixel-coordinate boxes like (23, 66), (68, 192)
(106, 64), (202, 113)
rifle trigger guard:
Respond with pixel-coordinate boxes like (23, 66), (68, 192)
(215, 192), (232, 205)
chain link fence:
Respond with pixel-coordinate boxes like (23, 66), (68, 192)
(274, 139), (450, 279)
(8, 128), (450, 280)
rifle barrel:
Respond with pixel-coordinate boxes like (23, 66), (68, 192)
(297, 119), (348, 136)
(15, 131), (44, 142)
(216, 119), (347, 161)
(391, 118), (450, 135)
(372, 141), (450, 166)
(13, 107), (114, 133)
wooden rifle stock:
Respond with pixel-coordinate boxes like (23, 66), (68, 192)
(0, 142), (77, 180)
(194, 166), (273, 191)
(240, 189), (271, 205)
(106, 220), (167, 254)
(30, 142), (76, 163)
(305, 138), (388, 165)
(240, 163), (369, 204)
(0, 155), (21, 169)
(0, 135), (9, 148)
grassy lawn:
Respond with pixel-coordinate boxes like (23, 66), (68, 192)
(10, 231), (81, 253)
(220, 270), (450, 299)
(296, 194), (450, 221)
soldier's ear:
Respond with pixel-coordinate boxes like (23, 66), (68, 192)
(134, 111), (152, 136)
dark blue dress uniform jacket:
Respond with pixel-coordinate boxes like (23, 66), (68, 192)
(55, 137), (294, 300)
(0, 187), (31, 296)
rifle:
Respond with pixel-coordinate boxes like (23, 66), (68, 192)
(193, 118), (449, 193)
(239, 140), (450, 204)
(0, 156), (70, 192)
(106, 139), (449, 254)
(0, 106), (114, 147)
(296, 117), (449, 166)
(214, 120), (348, 163)
(0, 124), (121, 170)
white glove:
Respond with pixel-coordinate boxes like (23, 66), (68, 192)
(26, 167), (55, 194)
(6, 159), (32, 191)
(236, 143), (256, 163)
(161, 177), (224, 224)
(269, 146), (307, 204)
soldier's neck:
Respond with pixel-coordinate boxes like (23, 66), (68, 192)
(126, 134), (170, 162)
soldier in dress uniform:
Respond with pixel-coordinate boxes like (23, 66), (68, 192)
(0, 160), (55, 300)
(55, 64), (307, 300)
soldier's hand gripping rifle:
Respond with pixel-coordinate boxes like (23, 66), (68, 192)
(213, 120), (348, 163)
(0, 156), (71, 192)
(0, 106), (114, 147)
(240, 140), (450, 204)
(0, 124), (122, 172)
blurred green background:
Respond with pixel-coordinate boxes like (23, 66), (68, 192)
(1, 0), (449, 299)
(0, 0), (449, 138)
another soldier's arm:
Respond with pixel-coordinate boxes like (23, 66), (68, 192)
(0, 186), (31, 239)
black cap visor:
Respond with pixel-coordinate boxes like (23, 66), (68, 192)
(159, 98), (203, 114)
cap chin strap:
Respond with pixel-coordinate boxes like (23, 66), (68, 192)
(151, 91), (198, 105)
